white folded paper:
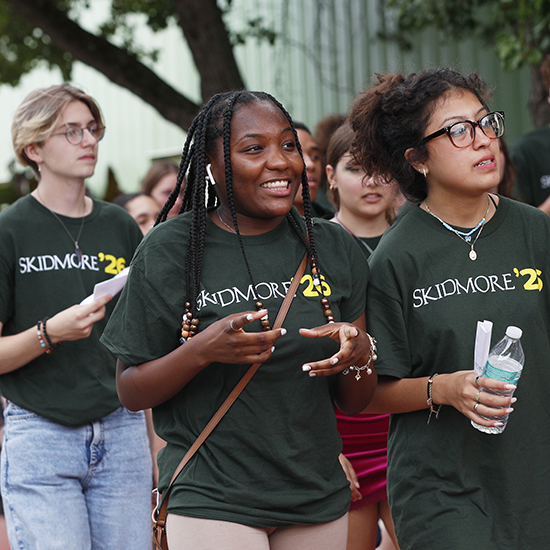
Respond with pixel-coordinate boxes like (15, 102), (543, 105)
(474, 320), (493, 375)
(80, 267), (130, 305)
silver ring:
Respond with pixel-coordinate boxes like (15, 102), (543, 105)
(475, 375), (481, 386)
(229, 319), (242, 333)
(474, 402), (480, 412)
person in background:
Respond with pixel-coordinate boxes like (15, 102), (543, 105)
(112, 191), (166, 484)
(510, 53), (550, 213)
(141, 160), (182, 218)
(0, 83), (151, 550)
(350, 67), (550, 550)
(314, 113), (346, 212)
(101, 90), (377, 550)
(326, 122), (400, 550)
(496, 137), (515, 198)
(113, 192), (160, 235)
(294, 122), (333, 218)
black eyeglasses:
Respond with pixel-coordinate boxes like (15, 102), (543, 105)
(51, 122), (106, 145)
(423, 111), (505, 148)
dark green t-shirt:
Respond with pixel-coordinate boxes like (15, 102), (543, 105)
(0, 195), (142, 427)
(510, 126), (550, 207)
(367, 197), (550, 550)
(358, 235), (383, 258)
(101, 209), (368, 527)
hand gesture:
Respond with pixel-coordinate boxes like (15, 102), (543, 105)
(195, 308), (287, 366)
(298, 322), (375, 377)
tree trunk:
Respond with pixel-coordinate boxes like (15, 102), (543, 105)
(173, 0), (245, 101)
(530, 64), (550, 127)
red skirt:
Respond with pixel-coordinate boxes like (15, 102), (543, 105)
(336, 410), (390, 511)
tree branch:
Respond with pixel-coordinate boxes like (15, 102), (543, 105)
(6, 0), (200, 129)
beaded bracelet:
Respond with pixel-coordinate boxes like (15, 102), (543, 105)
(36, 320), (53, 354)
(341, 333), (377, 381)
(426, 373), (441, 425)
(40, 317), (60, 353)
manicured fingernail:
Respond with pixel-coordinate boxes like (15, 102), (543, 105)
(302, 365), (311, 372)
(511, 397), (517, 403)
(280, 328), (287, 336)
(495, 421), (504, 426)
(258, 309), (268, 316)
(504, 384), (516, 390)
(331, 357), (339, 365)
(271, 346), (275, 353)
(246, 314), (253, 321)
(309, 371), (316, 377)
(505, 408), (514, 413)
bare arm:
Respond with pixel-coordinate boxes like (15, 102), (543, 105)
(116, 309), (287, 411)
(0, 294), (112, 374)
(298, 313), (377, 416)
(364, 371), (517, 429)
(538, 195), (550, 215)
(144, 408), (166, 487)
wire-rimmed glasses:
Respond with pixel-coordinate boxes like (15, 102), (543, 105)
(51, 123), (106, 145)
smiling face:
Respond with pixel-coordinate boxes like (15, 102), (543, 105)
(328, 153), (397, 221)
(208, 100), (304, 234)
(25, 100), (99, 183)
(422, 90), (501, 200)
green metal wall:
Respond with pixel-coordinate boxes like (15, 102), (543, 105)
(231, 0), (533, 141)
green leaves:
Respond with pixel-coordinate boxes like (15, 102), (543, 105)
(386, 0), (550, 70)
(0, 2), (72, 85)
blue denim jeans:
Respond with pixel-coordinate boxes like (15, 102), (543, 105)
(1, 403), (152, 550)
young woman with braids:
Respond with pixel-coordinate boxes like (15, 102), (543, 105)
(350, 68), (550, 549)
(101, 91), (378, 550)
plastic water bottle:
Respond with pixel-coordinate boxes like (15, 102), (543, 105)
(471, 326), (524, 434)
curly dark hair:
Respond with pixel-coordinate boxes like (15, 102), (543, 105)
(349, 68), (491, 203)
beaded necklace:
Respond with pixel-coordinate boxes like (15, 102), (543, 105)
(181, 211), (335, 343)
(424, 195), (490, 261)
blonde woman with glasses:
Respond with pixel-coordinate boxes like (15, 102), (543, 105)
(0, 84), (151, 550)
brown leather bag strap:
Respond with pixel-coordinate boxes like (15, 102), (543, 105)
(154, 253), (308, 526)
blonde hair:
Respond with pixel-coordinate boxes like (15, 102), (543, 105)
(12, 83), (104, 178)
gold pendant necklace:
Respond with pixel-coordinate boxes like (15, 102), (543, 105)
(424, 195), (490, 261)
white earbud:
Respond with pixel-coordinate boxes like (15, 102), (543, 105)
(206, 164), (216, 186)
